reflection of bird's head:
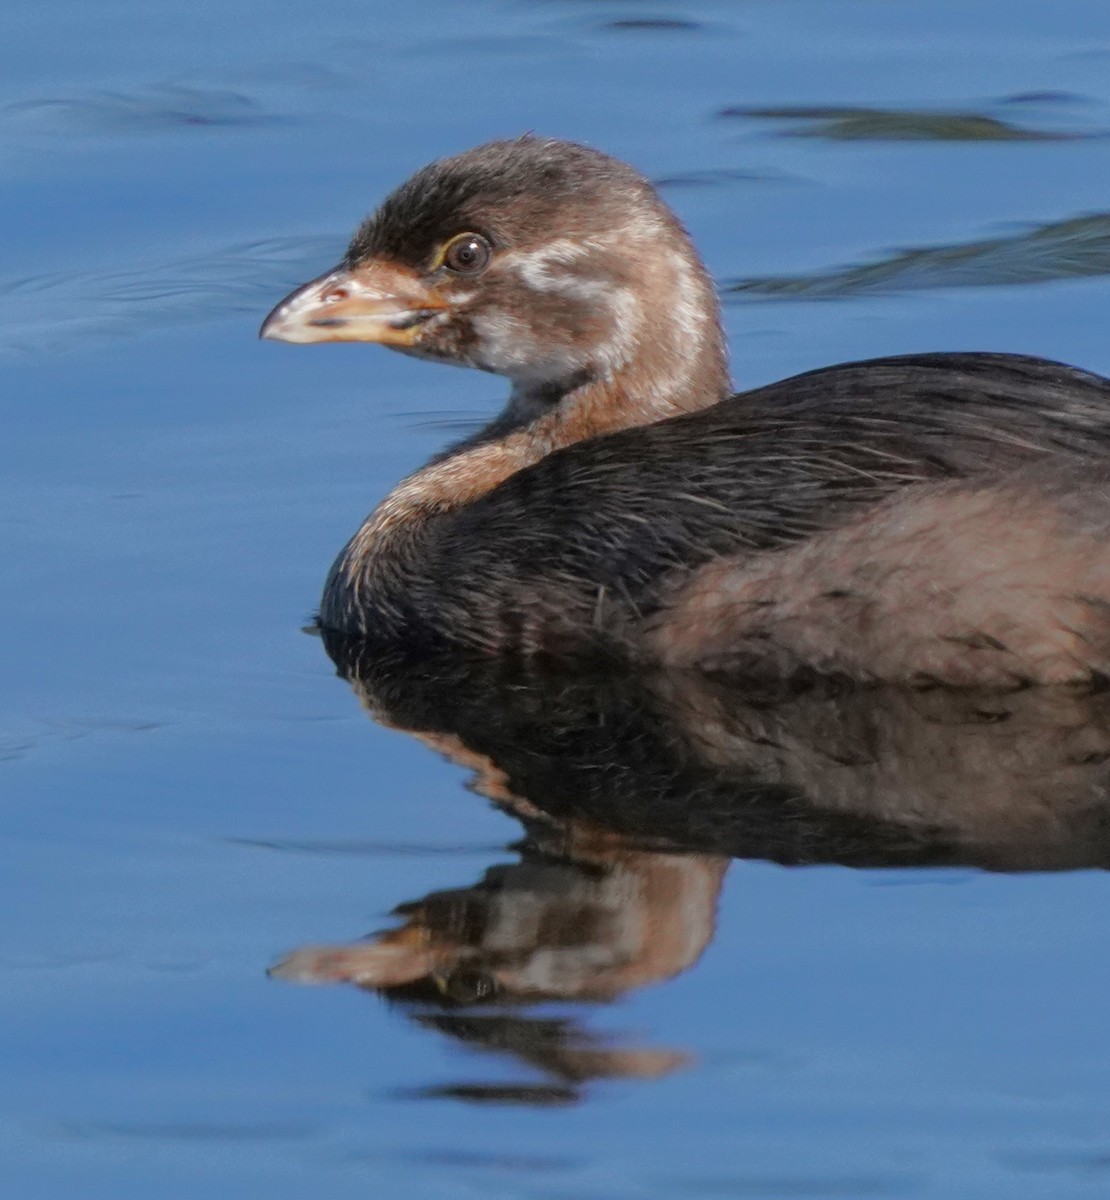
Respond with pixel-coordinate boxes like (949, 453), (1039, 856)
(261, 136), (725, 396)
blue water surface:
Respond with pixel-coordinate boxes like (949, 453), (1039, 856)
(7, 1), (1110, 1197)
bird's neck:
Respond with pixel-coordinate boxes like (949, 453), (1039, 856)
(400, 260), (732, 510)
(371, 332), (728, 522)
(323, 286), (729, 631)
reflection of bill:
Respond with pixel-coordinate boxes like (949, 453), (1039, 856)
(272, 817), (719, 1098)
(273, 827), (724, 1006)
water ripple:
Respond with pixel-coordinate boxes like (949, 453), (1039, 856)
(3, 84), (286, 134)
(0, 717), (165, 762)
(400, 1083), (579, 1107)
(1002, 1148), (1110, 1177)
(721, 92), (1102, 142)
(729, 212), (1110, 300)
(657, 1175), (921, 1197)
(56, 1119), (316, 1142)
(606, 18), (702, 33)
(226, 836), (502, 858)
(0, 234), (340, 355)
(655, 167), (799, 190)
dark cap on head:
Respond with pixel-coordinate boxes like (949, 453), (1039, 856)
(345, 136), (659, 267)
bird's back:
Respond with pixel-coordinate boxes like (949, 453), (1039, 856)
(375, 353), (1110, 658)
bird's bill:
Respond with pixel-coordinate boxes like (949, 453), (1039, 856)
(259, 261), (447, 346)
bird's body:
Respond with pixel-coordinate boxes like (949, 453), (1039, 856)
(262, 137), (1110, 685)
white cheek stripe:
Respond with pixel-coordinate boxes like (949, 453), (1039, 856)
(506, 241), (609, 300)
(467, 217), (713, 394)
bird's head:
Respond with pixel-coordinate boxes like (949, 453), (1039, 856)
(261, 136), (726, 401)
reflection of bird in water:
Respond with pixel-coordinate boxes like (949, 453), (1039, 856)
(272, 816), (714, 1102)
(321, 638), (1110, 872)
(270, 640), (1110, 1101)
(264, 136), (1110, 684)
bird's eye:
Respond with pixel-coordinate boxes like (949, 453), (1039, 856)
(441, 233), (492, 275)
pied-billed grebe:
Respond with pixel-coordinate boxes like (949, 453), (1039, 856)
(262, 136), (1110, 684)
